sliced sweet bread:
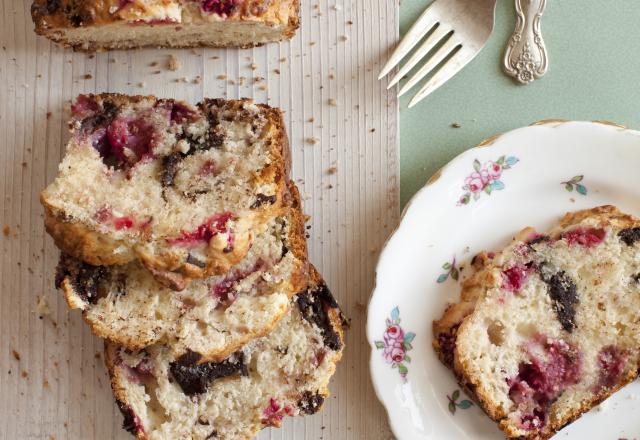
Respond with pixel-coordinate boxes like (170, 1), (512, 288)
(105, 266), (346, 440)
(31, 0), (299, 51)
(56, 182), (306, 363)
(433, 205), (640, 439)
(42, 93), (290, 290)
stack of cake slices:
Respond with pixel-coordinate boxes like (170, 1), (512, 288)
(42, 93), (346, 440)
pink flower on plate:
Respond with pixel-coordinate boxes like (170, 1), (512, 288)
(486, 161), (502, 181)
(383, 339), (406, 364)
(464, 171), (489, 193)
(384, 324), (404, 344)
(375, 307), (415, 381)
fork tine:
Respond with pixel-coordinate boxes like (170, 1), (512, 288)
(398, 38), (460, 97)
(377, 4), (439, 80)
(408, 47), (477, 108)
(387, 25), (451, 89)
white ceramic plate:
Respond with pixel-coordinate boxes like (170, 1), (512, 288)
(367, 121), (640, 440)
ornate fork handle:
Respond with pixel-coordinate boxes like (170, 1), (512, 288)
(503, 0), (548, 84)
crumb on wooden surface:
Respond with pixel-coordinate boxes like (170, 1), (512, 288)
(46, 111), (52, 119)
(217, 74), (227, 80)
(451, 122), (461, 128)
(83, 74), (92, 80)
(2, 225), (10, 236)
(11, 350), (20, 361)
(306, 137), (318, 145)
(167, 54), (181, 71)
(328, 98), (338, 106)
(37, 295), (50, 318)
(327, 166), (337, 175)
(21, 370), (28, 379)
(250, 63), (258, 70)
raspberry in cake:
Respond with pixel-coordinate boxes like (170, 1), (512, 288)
(31, 0), (300, 51)
(433, 206), (640, 439)
(105, 266), (346, 440)
(56, 183), (307, 362)
(42, 94), (290, 290)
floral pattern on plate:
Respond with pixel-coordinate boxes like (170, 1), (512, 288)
(437, 257), (459, 283)
(562, 175), (587, 195)
(374, 307), (415, 381)
(447, 389), (474, 415)
(458, 155), (519, 205)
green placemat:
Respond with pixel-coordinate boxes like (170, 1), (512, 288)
(400, 0), (640, 206)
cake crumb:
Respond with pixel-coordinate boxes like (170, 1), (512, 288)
(217, 74), (227, 80)
(279, 57), (287, 63)
(451, 122), (461, 128)
(340, 35), (349, 42)
(308, 117), (315, 123)
(83, 74), (92, 80)
(11, 350), (20, 361)
(274, 69), (280, 75)
(306, 137), (319, 145)
(327, 166), (337, 175)
(37, 295), (50, 318)
(46, 111), (52, 119)
(167, 54), (181, 71)
(328, 98), (338, 106)
(149, 61), (158, 67)
(138, 82), (145, 88)
(43, 379), (50, 389)
(21, 370), (28, 379)
(250, 63), (258, 70)
(192, 76), (202, 84)
(2, 225), (9, 236)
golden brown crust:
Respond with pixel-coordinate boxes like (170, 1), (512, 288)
(42, 94), (291, 290)
(32, 0), (300, 51)
(433, 205), (640, 439)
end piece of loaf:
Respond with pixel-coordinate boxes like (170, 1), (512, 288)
(56, 182), (307, 362)
(105, 266), (346, 440)
(433, 205), (640, 439)
(31, 0), (299, 51)
(42, 93), (290, 290)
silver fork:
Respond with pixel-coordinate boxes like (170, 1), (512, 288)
(379, 0), (497, 108)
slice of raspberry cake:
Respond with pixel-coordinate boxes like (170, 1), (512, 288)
(42, 94), (290, 290)
(31, 0), (299, 51)
(433, 206), (640, 439)
(56, 182), (306, 363)
(105, 266), (346, 440)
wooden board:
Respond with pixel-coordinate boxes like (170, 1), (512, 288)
(0, 1), (399, 439)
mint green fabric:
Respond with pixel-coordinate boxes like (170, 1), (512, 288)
(400, 0), (640, 206)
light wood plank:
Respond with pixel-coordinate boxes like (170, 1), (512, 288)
(0, 0), (399, 438)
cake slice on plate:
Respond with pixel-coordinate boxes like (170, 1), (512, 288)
(433, 205), (640, 439)
(42, 94), (290, 290)
(105, 266), (346, 440)
(31, 0), (299, 51)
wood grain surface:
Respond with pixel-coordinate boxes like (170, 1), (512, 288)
(0, 1), (399, 439)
